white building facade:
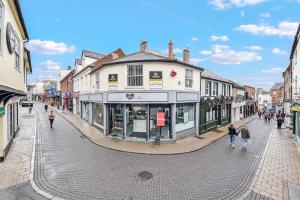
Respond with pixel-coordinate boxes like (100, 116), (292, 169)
(231, 82), (246, 123)
(0, 0), (31, 161)
(81, 41), (203, 141)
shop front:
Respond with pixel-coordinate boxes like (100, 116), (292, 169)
(200, 96), (232, 134)
(106, 91), (199, 141)
(291, 105), (300, 147)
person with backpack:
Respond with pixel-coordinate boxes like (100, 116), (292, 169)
(228, 123), (238, 149)
(239, 125), (251, 151)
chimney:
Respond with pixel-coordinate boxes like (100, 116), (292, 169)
(67, 66), (71, 70)
(140, 40), (147, 52)
(168, 40), (174, 58)
(183, 47), (189, 63)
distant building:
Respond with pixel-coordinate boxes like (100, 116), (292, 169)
(60, 69), (75, 111)
(230, 81), (245, 123)
(270, 82), (284, 112)
(257, 89), (271, 110)
(244, 85), (256, 117)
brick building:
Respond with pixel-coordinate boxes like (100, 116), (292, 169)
(61, 69), (75, 111)
(244, 85), (256, 117)
(270, 82), (284, 112)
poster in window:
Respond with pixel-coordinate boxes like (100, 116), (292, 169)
(149, 71), (162, 89)
(108, 74), (118, 88)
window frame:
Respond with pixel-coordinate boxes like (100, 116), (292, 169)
(222, 83), (226, 96)
(95, 71), (100, 89)
(14, 32), (20, 71)
(205, 81), (211, 96)
(0, 0), (4, 55)
(212, 82), (218, 96)
(185, 69), (193, 88)
(127, 64), (143, 87)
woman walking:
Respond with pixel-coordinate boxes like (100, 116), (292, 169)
(240, 125), (250, 151)
(228, 123), (238, 149)
(48, 111), (55, 129)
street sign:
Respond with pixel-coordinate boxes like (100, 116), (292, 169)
(0, 107), (5, 116)
(157, 112), (165, 127)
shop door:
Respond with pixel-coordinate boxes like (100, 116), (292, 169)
(149, 105), (170, 139)
(126, 105), (147, 139)
(109, 104), (124, 137)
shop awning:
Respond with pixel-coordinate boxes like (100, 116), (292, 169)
(0, 85), (26, 105)
(291, 106), (300, 112)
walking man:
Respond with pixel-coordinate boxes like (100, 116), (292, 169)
(228, 123), (238, 149)
(239, 125), (250, 151)
(48, 111), (55, 129)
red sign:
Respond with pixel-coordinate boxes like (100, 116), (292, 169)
(157, 112), (165, 127)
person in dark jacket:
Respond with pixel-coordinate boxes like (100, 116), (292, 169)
(228, 123), (237, 149)
(239, 125), (250, 151)
(277, 116), (283, 129)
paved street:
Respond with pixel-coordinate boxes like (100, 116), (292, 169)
(0, 104), (276, 200)
(26, 104), (271, 200)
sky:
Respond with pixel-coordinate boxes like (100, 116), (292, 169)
(20, 0), (300, 90)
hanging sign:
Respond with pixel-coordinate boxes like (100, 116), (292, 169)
(0, 107), (5, 116)
(157, 112), (165, 127)
(149, 71), (163, 89)
(108, 74), (118, 88)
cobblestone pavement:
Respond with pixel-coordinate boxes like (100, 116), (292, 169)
(27, 104), (273, 200)
(0, 108), (35, 189)
(247, 126), (300, 200)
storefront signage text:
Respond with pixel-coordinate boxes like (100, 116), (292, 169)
(149, 71), (163, 89)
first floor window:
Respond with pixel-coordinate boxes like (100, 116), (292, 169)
(205, 81), (211, 96)
(212, 82), (218, 96)
(14, 34), (20, 70)
(0, 1), (3, 53)
(227, 85), (231, 96)
(185, 69), (193, 88)
(95, 72), (100, 89)
(127, 64), (143, 86)
(222, 83), (226, 96)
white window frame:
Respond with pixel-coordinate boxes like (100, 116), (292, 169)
(95, 71), (100, 89)
(205, 81), (211, 96)
(226, 84), (231, 96)
(0, 0), (4, 55)
(222, 83), (226, 96)
(14, 32), (20, 71)
(212, 82), (218, 96)
(127, 64), (143, 87)
(185, 69), (193, 88)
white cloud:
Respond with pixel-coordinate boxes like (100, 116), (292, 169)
(260, 12), (271, 18)
(209, 0), (267, 10)
(245, 45), (263, 51)
(209, 44), (262, 64)
(240, 11), (245, 17)
(210, 35), (229, 41)
(190, 58), (206, 64)
(26, 39), (76, 55)
(192, 37), (199, 42)
(236, 76), (282, 90)
(200, 50), (212, 55)
(235, 21), (299, 38)
(271, 48), (288, 55)
(261, 67), (284, 74)
(161, 48), (183, 54)
(41, 60), (61, 71)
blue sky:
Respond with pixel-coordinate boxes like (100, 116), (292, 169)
(20, 0), (300, 90)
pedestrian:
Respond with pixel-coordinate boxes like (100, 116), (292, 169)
(44, 104), (48, 112)
(258, 111), (262, 119)
(29, 105), (32, 114)
(239, 125), (251, 151)
(228, 123), (238, 149)
(277, 116), (283, 129)
(48, 111), (55, 129)
(264, 112), (268, 122)
(267, 112), (271, 123)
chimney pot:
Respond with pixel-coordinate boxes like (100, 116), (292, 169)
(183, 47), (190, 63)
(140, 40), (147, 52)
(168, 40), (174, 58)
